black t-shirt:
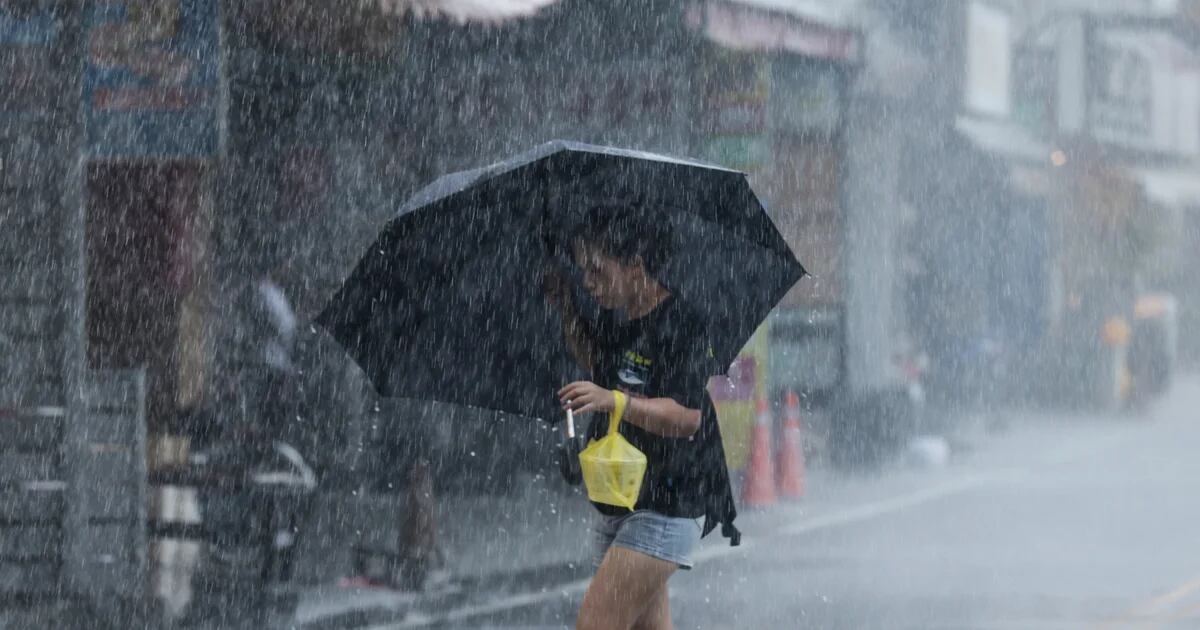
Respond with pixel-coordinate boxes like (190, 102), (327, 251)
(585, 297), (741, 544)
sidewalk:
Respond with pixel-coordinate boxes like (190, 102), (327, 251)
(244, 471), (595, 629)
(236, 402), (1070, 629)
(274, 454), (984, 626)
(277, 466), (965, 629)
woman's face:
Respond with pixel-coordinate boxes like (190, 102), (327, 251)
(573, 241), (643, 310)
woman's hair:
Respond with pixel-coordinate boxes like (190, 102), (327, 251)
(573, 200), (674, 277)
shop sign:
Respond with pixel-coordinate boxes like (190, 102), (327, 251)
(705, 135), (769, 170)
(1088, 27), (1200, 156)
(0, 5), (59, 45)
(701, 51), (770, 170)
(769, 61), (841, 135)
(84, 0), (220, 158)
(0, 5), (60, 109)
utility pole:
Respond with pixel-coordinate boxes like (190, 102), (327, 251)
(53, 0), (93, 618)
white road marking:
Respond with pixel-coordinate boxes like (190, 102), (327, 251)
(779, 474), (994, 536)
(689, 473), (993, 565)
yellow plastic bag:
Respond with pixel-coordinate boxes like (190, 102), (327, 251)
(579, 390), (647, 510)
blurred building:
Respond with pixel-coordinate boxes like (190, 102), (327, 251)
(992, 0), (1197, 407)
(875, 0), (1200, 410)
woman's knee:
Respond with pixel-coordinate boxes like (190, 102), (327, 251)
(631, 586), (671, 630)
(577, 547), (676, 630)
(576, 572), (637, 630)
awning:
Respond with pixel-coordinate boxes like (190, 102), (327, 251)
(724, 0), (861, 28)
(1137, 166), (1200, 209)
(955, 115), (1052, 165)
(685, 0), (862, 63)
(370, 0), (560, 22)
(235, 0), (560, 55)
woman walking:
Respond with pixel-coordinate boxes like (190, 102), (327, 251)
(546, 202), (740, 630)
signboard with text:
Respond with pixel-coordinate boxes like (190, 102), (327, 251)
(769, 60), (842, 136)
(0, 5), (59, 45)
(1087, 26), (1200, 157)
(700, 50), (770, 171)
(84, 0), (219, 158)
(0, 6), (61, 110)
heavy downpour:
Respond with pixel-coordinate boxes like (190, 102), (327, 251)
(1, 1), (1198, 629)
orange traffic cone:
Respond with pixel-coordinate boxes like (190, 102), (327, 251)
(742, 396), (777, 508)
(778, 390), (806, 499)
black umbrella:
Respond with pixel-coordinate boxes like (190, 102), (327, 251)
(316, 140), (805, 422)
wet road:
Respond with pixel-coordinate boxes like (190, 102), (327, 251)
(367, 377), (1200, 629)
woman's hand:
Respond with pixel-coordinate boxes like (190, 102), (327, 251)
(560, 382), (702, 437)
(558, 381), (617, 416)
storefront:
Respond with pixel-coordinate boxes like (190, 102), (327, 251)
(82, 0), (220, 435)
(686, 0), (948, 468)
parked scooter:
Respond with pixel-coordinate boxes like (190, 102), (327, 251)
(181, 437), (318, 625)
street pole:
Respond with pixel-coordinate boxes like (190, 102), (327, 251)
(53, 0), (92, 615)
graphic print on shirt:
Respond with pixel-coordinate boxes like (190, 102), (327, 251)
(616, 349), (652, 397)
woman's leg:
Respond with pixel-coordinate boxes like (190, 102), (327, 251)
(576, 546), (677, 630)
(632, 584), (672, 630)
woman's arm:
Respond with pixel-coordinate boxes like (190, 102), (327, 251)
(557, 382), (701, 438)
(624, 395), (702, 438)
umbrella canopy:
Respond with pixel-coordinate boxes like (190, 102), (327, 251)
(317, 140), (805, 421)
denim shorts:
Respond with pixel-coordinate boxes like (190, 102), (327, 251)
(593, 510), (702, 570)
